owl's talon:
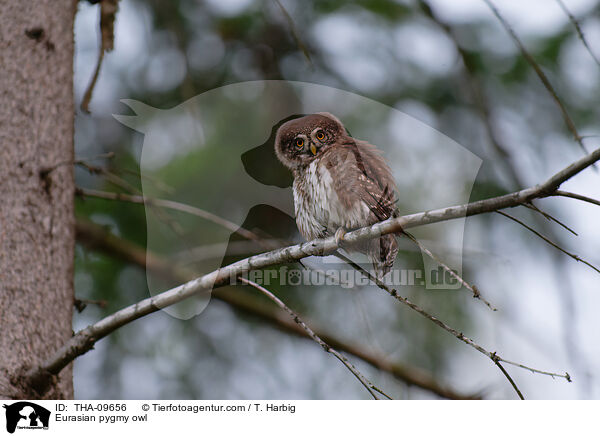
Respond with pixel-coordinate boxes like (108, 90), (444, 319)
(334, 228), (346, 246)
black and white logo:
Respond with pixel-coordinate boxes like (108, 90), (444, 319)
(2, 402), (50, 434)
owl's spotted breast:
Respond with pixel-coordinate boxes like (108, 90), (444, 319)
(293, 159), (370, 241)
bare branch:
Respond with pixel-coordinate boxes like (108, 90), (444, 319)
(555, 0), (600, 68)
(74, 152), (116, 165)
(174, 240), (282, 263)
(554, 190), (600, 207)
(418, 0), (526, 189)
(76, 187), (264, 243)
(523, 202), (578, 236)
(239, 277), (389, 399)
(24, 146), (600, 395)
(400, 230), (497, 311)
(496, 210), (600, 274)
(80, 49), (104, 113)
(74, 219), (475, 399)
(492, 357), (524, 400)
(483, 0), (589, 154)
(342, 147), (600, 242)
(296, 258), (355, 289)
(73, 298), (108, 313)
(273, 0), (313, 68)
(39, 152), (116, 177)
(418, 3), (593, 383)
(498, 355), (572, 382)
(76, 163), (141, 194)
(80, 0), (119, 112)
(333, 251), (546, 400)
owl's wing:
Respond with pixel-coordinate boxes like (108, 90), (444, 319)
(323, 140), (397, 223)
(357, 171), (397, 221)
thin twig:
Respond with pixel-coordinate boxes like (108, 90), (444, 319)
(80, 166), (199, 240)
(174, 240), (283, 263)
(119, 167), (175, 195)
(400, 230), (497, 311)
(74, 151), (116, 164)
(336, 254), (531, 396)
(483, 0), (589, 155)
(76, 162), (141, 194)
(554, 190), (600, 207)
(296, 259), (355, 289)
(74, 298), (108, 313)
(239, 277), (390, 399)
(80, 49), (104, 113)
(81, 0), (119, 112)
(335, 252), (561, 400)
(523, 202), (578, 236)
(76, 187), (263, 243)
(39, 152), (115, 176)
(498, 356), (571, 382)
(77, 168), (193, 239)
(418, 0), (526, 189)
(496, 210), (600, 274)
(273, 0), (313, 68)
(492, 357), (525, 400)
(555, 0), (600, 68)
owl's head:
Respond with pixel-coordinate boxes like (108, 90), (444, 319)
(274, 112), (345, 170)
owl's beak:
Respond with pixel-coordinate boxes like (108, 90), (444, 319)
(310, 143), (317, 155)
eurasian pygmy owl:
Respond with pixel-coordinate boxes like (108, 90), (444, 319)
(274, 112), (399, 277)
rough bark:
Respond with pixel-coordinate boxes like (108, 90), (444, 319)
(0, 0), (75, 399)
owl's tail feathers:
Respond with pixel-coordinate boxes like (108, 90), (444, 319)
(371, 234), (399, 279)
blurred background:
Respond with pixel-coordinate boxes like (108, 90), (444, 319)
(72, 0), (600, 399)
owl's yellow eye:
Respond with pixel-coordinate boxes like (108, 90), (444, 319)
(295, 138), (304, 148)
(316, 130), (325, 141)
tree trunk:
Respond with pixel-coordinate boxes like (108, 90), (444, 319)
(0, 1), (75, 399)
